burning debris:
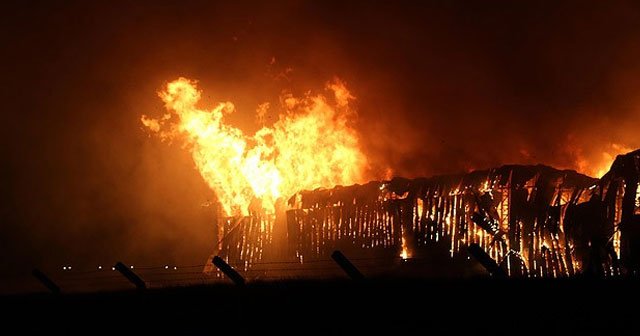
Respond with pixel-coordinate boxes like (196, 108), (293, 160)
(213, 150), (640, 278)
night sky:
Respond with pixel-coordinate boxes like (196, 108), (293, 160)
(2, 0), (640, 289)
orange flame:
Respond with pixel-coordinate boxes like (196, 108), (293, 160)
(400, 236), (410, 260)
(142, 77), (367, 216)
(576, 143), (633, 178)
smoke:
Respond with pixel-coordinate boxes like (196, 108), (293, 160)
(347, 1), (640, 178)
(2, 1), (640, 282)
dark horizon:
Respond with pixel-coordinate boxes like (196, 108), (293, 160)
(2, 0), (640, 290)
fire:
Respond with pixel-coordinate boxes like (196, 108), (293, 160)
(575, 143), (634, 178)
(400, 236), (410, 260)
(592, 144), (634, 178)
(142, 77), (367, 216)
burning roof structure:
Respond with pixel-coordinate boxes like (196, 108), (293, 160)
(141, 77), (640, 278)
(212, 149), (640, 278)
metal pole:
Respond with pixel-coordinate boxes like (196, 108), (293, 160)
(32, 269), (61, 294)
(468, 243), (507, 278)
(331, 250), (364, 280)
(114, 262), (146, 290)
(212, 256), (245, 286)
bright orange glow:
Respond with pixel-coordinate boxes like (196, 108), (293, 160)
(142, 77), (367, 216)
(400, 236), (410, 260)
(578, 143), (633, 178)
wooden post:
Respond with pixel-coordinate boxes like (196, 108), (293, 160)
(331, 250), (364, 280)
(32, 269), (60, 294)
(114, 262), (146, 290)
(212, 256), (245, 286)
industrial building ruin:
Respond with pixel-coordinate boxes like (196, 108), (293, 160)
(209, 149), (640, 278)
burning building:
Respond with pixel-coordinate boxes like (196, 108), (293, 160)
(142, 77), (640, 279)
(212, 150), (640, 278)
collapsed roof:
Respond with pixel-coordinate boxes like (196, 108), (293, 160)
(214, 150), (640, 278)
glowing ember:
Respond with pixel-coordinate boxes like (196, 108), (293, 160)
(400, 236), (410, 260)
(636, 184), (640, 213)
(142, 77), (367, 216)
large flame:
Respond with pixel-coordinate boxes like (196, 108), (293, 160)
(575, 143), (634, 178)
(142, 77), (367, 216)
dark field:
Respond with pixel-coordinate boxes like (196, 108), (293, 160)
(2, 277), (637, 334)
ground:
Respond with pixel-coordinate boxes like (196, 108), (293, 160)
(2, 278), (637, 334)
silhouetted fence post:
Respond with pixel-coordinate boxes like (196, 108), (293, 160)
(331, 250), (364, 280)
(115, 262), (146, 289)
(212, 256), (245, 286)
(467, 244), (507, 278)
(32, 269), (60, 294)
